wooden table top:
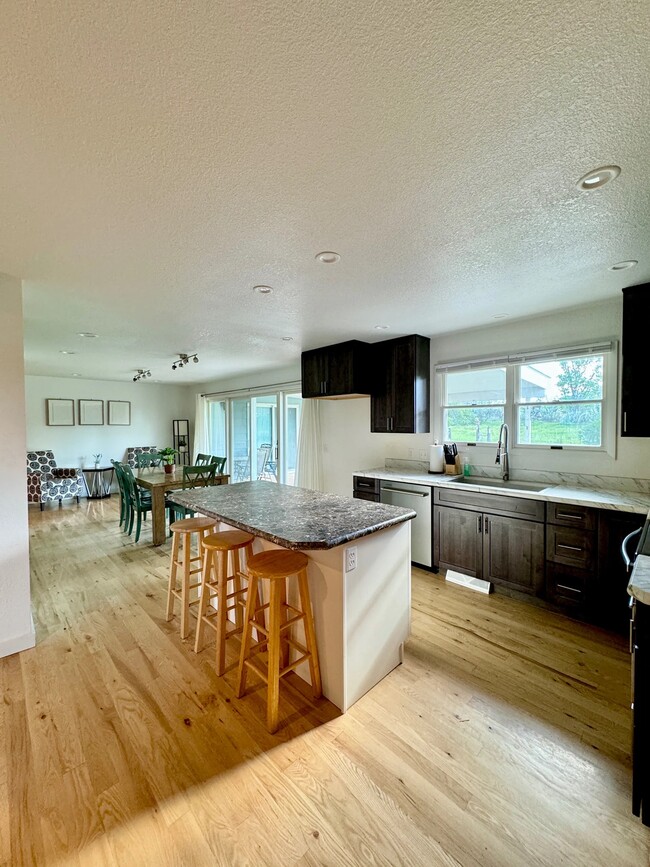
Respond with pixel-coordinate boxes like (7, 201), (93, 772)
(135, 469), (229, 491)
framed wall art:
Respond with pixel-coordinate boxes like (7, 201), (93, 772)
(78, 399), (104, 425)
(46, 398), (75, 426)
(107, 400), (131, 426)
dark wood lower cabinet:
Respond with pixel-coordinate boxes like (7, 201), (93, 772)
(435, 506), (482, 578)
(483, 514), (545, 595)
(434, 505), (545, 594)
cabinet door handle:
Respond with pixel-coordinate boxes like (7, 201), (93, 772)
(558, 543), (583, 552)
(484, 517), (489, 534)
(477, 515), (482, 533)
(557, 584), (581, 595)
(557, 512), (584, 521)
(624, 411), (627, 433)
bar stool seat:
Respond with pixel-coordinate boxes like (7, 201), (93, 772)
(166, 516), (217, 639)
(194, 529), (256, 675)
(237, 548), (322, 733)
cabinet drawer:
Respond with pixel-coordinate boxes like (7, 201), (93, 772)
(547, 501), (597, 530)
(546, 526), (595, 570)
(353, 476), (380, 496)
(546, 563), (589, 606)
(353, 491), (380, 503)
(434, 487), (545, 522)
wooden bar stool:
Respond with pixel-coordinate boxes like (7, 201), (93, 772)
(166, 516), (217, 639)
(194, 529), (257, 675)
(236, 549), (322, 733)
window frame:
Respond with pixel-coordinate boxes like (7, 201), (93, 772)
(437, 344), (617, 456)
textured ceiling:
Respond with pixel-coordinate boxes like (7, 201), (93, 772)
(1, 0), (649, 383)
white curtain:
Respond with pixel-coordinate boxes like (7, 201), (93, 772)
(193, 394), (209, 462)
(295, 399), (323, 490)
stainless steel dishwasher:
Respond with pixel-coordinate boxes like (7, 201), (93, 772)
(379, 480), (432, 568)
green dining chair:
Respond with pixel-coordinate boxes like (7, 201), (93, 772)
(167, 463), (217, 524)
(111, 460), (128, 527)
(195, 453), (212, 465)
(120, 464), (153, 543)
(135, 452), (162, 471)
(210, 456), (226, 474)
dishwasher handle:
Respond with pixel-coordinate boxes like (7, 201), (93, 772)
(382, 487), (429, 498)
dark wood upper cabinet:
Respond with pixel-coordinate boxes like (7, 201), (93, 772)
(301, 340), (371, 398)
(622, 284), (650, 437)
(370, 334), (430, 433)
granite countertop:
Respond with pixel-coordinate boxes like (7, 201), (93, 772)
(629, 555), (650, 605)
(168, 480), (415, 550)
(354, 467), (650, 516)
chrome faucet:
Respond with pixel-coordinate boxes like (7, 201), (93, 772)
(495, 423), (510, 481)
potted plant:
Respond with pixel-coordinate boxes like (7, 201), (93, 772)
(158, 447), (179, 474)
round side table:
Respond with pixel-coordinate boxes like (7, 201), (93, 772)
(83, 466), (115, 499)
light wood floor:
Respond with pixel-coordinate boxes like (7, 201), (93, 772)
(1, 499), (648, 866)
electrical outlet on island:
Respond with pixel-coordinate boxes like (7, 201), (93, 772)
(345, 546), (357, 572)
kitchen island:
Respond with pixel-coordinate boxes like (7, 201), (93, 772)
(168, 481), (415, 711)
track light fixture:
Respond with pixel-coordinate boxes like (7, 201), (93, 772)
(172, 353), (199, 371)
(133, 369), (151, 382)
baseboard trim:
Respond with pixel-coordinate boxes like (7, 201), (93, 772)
(0, 623), (36, 659)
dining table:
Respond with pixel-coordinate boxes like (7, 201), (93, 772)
(135, 467), (229, 546)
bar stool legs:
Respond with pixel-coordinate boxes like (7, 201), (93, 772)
(237, 550), (321, 734)
(166, 516), (217, 639)
(193, 530), (257, 675)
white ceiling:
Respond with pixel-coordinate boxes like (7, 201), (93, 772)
(1, 1), (648, 384)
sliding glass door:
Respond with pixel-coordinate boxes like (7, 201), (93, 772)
(207, 387), (301, 485)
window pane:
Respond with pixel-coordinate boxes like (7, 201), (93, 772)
(519, 356), (603, 403)
(518, 403), (601, 446)
(284, 394), (302, 486)
(208, 400), (227, 459)
(445, 407), (504, 443)
(446, 368), (506, 407)
(254, 395), (277, 481)
(232, 399), (251, 482)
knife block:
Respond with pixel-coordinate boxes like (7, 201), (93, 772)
(444, 456), (462, 475)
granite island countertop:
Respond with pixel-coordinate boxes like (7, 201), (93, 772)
(168, 480), (415, 550)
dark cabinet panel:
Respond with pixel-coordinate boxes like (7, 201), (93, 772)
(434, 503), (544, 593)
(547, 502), (597, 530)
(301, 340), (371, 398)
(622, 284), (650, 437)
(370, 335), (430, 434)
(596, 509), (645, 631)
(352, 475), (380, 502)
(483, 514), (545, 595)
(546, 525), (596, 570)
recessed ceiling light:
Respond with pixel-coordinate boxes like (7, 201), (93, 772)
(254, 285), (273, 294)
(71, 373), (81, 377)
(374, 325), (390, 330)
(315, 251), (341, 264)
(576, 165), (621, 191)
(77, 332), (98, 338)
(282, 336), (293, 341)
(492, 313), (510, 320)
(609, 260), (638, 271)
(59, 350), (76, 354)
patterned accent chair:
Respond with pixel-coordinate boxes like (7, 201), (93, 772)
(26, 451), (85, 510)
(126, 446), (159, 468)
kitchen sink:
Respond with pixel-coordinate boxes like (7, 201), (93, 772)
(450, 477), (548, 493)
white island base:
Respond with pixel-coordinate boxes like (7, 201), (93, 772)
(216, 519), (412, 712)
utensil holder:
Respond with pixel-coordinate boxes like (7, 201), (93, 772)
(444, 456), (462, 475)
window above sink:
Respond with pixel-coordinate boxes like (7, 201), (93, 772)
(436, 340), (616, 456)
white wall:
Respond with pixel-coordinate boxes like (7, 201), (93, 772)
(25, 376), (195, 468)
(319, 298), (650, 495)
(0, 274), (34, 658)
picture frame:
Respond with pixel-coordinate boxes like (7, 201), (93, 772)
(107, 400), (131, 426)
(46, 398), (75, 426)
(78, 399), (104, 426)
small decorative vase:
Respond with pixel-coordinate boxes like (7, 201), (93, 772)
(164, 463), (174, 475)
